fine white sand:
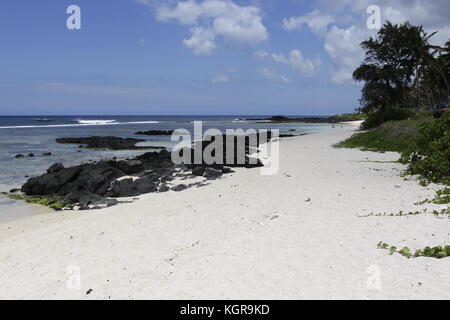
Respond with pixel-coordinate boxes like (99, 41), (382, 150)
(1, 123), (449, 300)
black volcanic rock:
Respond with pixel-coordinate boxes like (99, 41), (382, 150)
(279, 134), (297, 138)
(55, 136), (165, 150)
(134, 177), (158, 194)
(113, 160), (144, 175)
(21, 150), (177, 207)
(47, 163), (64, 174)
(172, 184), (188, 192)
(20, 133), (269, 209)
(182, 132), (268, 170)
(158, 183), (170, 192)
(192, 166), (205, 176)
(109, 178), (137, 197)
(135, 130), (174, 136)
(203, 167), (222, 180)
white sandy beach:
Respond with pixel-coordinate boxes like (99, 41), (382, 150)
(1, 123), (449, 300)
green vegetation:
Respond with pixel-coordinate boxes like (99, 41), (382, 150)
(331, 113), (366, 121)
(361, 108), (416, 130)
(9, 194), (70, 210)
(335, 114), (432, 152)
(337, 112), (449, 187)
(353, 22), (449, 128)
(415, 188), (450, 205)
(378, 242), (450, 259)
(401, 112), (450, 185)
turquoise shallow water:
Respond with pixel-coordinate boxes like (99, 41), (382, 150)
(0, 115), (337, 217)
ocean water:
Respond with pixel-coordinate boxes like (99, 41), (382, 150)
(0, 115), (336, 216)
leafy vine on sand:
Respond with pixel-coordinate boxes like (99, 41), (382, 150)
(378, 242), (450, 259)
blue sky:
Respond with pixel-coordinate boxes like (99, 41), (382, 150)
(0, 0), (448, 115)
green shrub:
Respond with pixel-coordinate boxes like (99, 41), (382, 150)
(401, 112), (450, 185)
(362, 108), (416, 129)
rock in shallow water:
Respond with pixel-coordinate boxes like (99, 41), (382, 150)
(55, 136), (165, 151)
(135, 130), (174, 136)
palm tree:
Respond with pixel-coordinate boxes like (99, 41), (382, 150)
(418, 39), (450, 105)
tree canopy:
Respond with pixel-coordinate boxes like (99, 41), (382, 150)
(353, 22), (449, 116)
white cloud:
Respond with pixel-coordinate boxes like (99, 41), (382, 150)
(210, 74), (230, 83)
(324, 26), (368, 83)
(257, 67), (290, 84)
(283, 0), (450, 83)
(184, 27), (216, 55)
(283, 10), (334, 36)
(272, 50), (321, 77)
(155, 0), (268, 55)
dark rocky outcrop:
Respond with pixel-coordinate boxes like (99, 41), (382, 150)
(134, 177), (158, 194)
(203, 167), (222, 180)
(192, 166), (205, 176)
(135, 130), (174, 136)
(47, 163), (64, 174)
(172, 184), (188, 192)
(158, 183), (170, 193)
(279, 134), (296, 138)
(109, 178), (137, 197)
(181, 132), (269, 171)
(21, 150), (176, 207)
(55, 136), (165, 150)
(20, 133), (270, 209)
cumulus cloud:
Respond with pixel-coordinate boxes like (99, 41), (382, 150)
(184, 27), (216, 55)
(210, 74), (230, 83)
(155, 0), (268, 55)
(257, 67), (291, 84)
(282, 10), (334, 36)
(324, 26), (368, 83)
(272, 50), (321, 77)
(283, 0), (450, 83)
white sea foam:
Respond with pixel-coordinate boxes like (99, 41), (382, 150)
(76, 120), (117, 125)
(0, 120), (161, 129)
